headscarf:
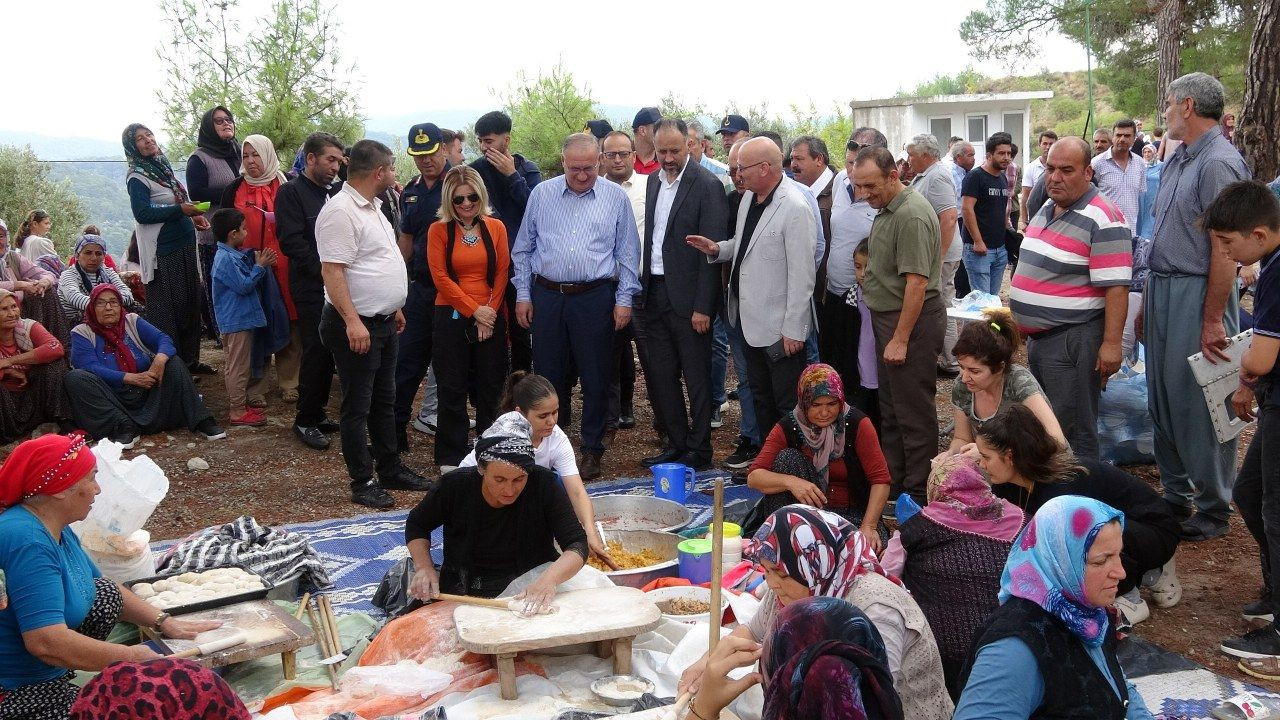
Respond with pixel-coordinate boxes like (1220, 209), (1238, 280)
(241, 134), (287, 187)
(999, 495), (1124, 647)
(196, 106), (241, 162)
(73, 234), (108, 294)
(745, 505), (903, 601)
(762, 597), (904, 720)
(70, 658), (251, 720)
(920, 454), (1024, 541)
(122, 123), (188, 203)
(0, 433), (94, 508)
(474, 431), (535, 471)
(83, 284), (137, 373)
(790, 364), (850, 488)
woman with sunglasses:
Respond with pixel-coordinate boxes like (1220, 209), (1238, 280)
(427, 166), (510, 468)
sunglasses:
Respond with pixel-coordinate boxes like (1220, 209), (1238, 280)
(452, 193), (480, 206)
(846, 140), (869, 152)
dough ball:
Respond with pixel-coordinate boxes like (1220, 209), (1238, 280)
(176, 572), (201, 584)
(132, 583), (155, 598)
(152, 579), (173, 593)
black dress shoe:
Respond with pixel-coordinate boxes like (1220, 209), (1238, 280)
(351, 480), (394, 509)
(189, 362), (218, 375)
(294, 424), (330, 450)
(618, 414), (636, 429)
(678, 452), (713, 471)
(642, 448), (683, 467)
(937, 365), (960, 379)
(317, 418), (340, 434)
(381, 467), (433, 491)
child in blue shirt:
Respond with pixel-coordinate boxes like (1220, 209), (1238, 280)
(210, 208), (276, 426)
(1209, 181), (1280, 668)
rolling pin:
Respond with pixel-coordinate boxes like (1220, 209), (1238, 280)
(170, 631), (247, 659)
(435, 593), (515, 609)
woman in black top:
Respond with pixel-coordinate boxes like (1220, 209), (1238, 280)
(974, 405), (1181, 623)
(404, 429), (587, 612)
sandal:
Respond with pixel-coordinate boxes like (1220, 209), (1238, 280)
(1238, 656), (1280, 681)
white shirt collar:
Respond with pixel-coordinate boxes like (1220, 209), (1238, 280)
(807, 167), (834, 196)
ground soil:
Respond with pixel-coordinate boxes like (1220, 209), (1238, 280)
(33, 332), (1273, 689)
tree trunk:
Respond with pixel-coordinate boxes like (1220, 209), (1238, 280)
(1238, 0), (1280, 182)
(1152, 0), (1184, 120)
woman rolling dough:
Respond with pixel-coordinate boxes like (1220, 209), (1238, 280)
(404, 422), (588, 613)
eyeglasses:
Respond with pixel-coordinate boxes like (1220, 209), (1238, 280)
(846, 140), (869, 152)
(564, 165), (598, 175)
(212, 117), (234, 126)
(602, 151), (632, 160)
(452, 193), (480, 205)
(93, 299), (121, 308)
(735, 160), (766, 175)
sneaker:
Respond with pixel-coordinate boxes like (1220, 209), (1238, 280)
(711, 407), (724, 429)
(412, 417), (437, 435)
(351, 480), (395, 509)
(1114, 588), (1150, 626)
(112, 430), (141, 449)
(195, 419), (227, 440)
(1244, 599), (1276, 623)
(723, 441), (758, 470)
(230, 409), (267, 427)
(1146, 559), (1182, 609)
(1221, 624), (1280, 660)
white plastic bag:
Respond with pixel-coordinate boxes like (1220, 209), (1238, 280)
(73, 440), (169, 546)
(339, 663), (452, 698)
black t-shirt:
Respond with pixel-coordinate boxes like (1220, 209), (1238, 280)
(731, 180), (779, 300)
(961, 166), (1010, 248)
(1253, 247), (1280, 391)
(992, 458), (1180, 538)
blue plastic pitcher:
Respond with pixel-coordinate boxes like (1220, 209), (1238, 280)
(652, 463), (695, 503)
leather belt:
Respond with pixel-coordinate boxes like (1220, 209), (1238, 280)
(534, 275), (611, 295)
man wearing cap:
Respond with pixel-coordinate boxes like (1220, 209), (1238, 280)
(631, 107), (662, 175)
(585, 119), (614, 142)
(511, 133), (641, 481)
(472, 110), (542, 373)
(393, 123), (449, 453)
(717, 114), (750, 156)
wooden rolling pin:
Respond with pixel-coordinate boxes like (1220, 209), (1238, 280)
(435, 593), (514, 609)
(171, 632), (247, 659)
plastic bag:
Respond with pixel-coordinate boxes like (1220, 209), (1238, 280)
(1097, 352), (1156, 465)
(373, 558), (424, 618)
(73, 439), (168, 546)
(83, 531), (156, 583)
(956, 290), (1002, 312)
(340, 664), (453, 699)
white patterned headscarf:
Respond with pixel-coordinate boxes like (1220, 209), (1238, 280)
(475, 414), (535, 470)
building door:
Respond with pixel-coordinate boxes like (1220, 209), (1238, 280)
(967, 114), (988, 142)
(930, 117), (953, 144)
(1003, 112), (1025, 151)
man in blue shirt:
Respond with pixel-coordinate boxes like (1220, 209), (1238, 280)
(512, 133), (641, 480)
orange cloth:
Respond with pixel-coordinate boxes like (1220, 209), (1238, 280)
(233, 178), (296, 320)
(426, 217), (509, 318)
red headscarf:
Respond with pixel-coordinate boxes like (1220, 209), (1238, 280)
(84, 284), (137, 373)
(0, 433), (95, 508)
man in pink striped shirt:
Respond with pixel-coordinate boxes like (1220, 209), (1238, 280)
(1009, 137), (1132, 458)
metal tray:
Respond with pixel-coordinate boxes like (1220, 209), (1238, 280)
(125, 564), (273, 616)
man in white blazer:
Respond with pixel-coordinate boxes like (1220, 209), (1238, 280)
(687, 137), (816, 437)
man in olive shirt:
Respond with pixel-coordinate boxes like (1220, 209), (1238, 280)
(853, 146), (944, 504)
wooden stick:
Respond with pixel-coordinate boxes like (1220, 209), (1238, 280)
(305, 599), (339, 689)
(319, 596), (343, 667)
(708, 478), (725, 653)
(294, 592), (311, 621)
(670, 691), (693, 719)
(435, 593), (514, 610)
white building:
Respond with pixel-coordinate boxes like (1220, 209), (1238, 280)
(848, 90), (1054, 159)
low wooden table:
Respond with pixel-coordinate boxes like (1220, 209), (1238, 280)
(453, 586), (661, 700)
(141, 599), (314, 680)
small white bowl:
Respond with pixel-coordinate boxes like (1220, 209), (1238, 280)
(590, 674), (656, 706)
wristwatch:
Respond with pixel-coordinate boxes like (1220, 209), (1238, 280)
(152, 611), (171, 633)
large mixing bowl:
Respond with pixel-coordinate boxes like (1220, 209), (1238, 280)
(599, 529), (683, 589)
(592, 494), (692, 533)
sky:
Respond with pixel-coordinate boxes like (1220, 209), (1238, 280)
(4, 0), (1087, 144)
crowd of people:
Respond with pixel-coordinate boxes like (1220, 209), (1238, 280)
(0, 67), (1277, 718)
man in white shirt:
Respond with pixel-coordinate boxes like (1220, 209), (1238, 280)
(1020, 130), (1058, 232)
(601, 130), (646, 438)
(317, 139), (431, 509)
(1091, 119), (1147, 233)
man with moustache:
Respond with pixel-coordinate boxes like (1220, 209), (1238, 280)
(1091, 119), (1147, 234)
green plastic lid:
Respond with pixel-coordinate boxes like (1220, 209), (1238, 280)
(678, 538), (713, 555)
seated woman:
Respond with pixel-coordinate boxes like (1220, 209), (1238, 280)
(0, 289), (73, 443)
(405, 427), (588, 612)
(71, 658), (249, 720)
(0, 434), (218, 719)
(681, 505), (953, 719)
(977, 404), (1182, 625)
(64, 285), (224, 447)
(458, 372), (616, 568)
(58, 234), (140, 324)
(691, 596), (904, 720)
(880, 455), (1024, 699)
(0, 219), (69, 346)
(937, 308), (1066, 460)
(954, 496), (1157, 719)
(747, 363), (891, 550)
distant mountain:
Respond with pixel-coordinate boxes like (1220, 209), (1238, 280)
(0, 132), (122, 161)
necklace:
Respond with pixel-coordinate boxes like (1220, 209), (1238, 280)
(460, 220), (479, 247)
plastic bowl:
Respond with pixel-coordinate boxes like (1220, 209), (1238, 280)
(645, 586), (728, 626)
(590, 674), (655, 706)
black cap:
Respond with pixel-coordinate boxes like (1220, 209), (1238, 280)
(584, 119), (614, 140)
(406, 123), (442, 156)
(631, 106), (662, 130)
(716, 114), (750, 135)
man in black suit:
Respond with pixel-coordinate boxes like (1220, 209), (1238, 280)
(635, 119), (729, 469)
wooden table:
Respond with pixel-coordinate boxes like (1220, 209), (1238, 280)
(453, 586), (661, 700)
(142, 599), (314, 680)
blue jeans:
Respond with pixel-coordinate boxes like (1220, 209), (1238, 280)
(712, 316), (728, 407)
(725, 316), (760, 446)
(962, 245), (1008, 296)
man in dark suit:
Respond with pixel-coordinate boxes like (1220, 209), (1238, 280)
(789, 136), (835, 302)
(635, 119), (729, 469)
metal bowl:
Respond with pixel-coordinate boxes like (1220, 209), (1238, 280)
(599, 529), (682, 589)
(592, 494), (692, 533)
(590, 674), (656, 707)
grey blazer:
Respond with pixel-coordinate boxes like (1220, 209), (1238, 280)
(711, 180), (816, 348)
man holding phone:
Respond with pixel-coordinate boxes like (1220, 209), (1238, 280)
(687, 136), (815, 439)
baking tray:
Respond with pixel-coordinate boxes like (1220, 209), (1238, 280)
(125, 564), (274, 616)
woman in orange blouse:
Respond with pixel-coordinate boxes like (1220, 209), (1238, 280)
(427, 166), (510, 467)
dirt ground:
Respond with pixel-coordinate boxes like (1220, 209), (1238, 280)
(48, 335), (1274, 689)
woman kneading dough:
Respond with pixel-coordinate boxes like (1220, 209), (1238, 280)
(405, 421), (588, 613)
